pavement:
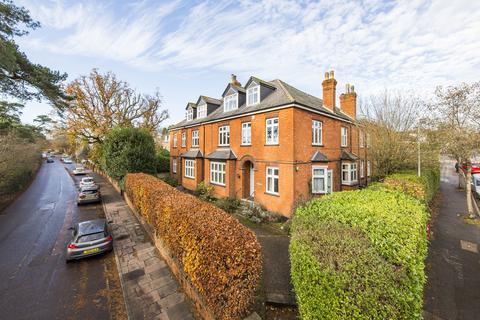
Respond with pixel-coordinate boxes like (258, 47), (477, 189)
(423, 160), (480, 320)
(0, 159), (126, 319)
(88, 168), (196, 320)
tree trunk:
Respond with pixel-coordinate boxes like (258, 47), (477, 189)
(466, 166), (474, 217)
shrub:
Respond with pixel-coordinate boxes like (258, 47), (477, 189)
(382, 168), (440, 203)
(194, 181), (214, 201)
(156, 147), (170, 173)
(214, 197), (241, 213)
(291, 188), (429, 319)
(101, 127), (156, 181)
(161, 176), (178, 187)
(125, 173), (262, 320)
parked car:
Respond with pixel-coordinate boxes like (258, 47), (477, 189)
(64, 158), (73, 164)
(66, 219), (113, 262)
(472, 175), (480, 199)
(77, 185), (101, 205)
(79, 177), (96, 189)
(73, 166), (86, 175)
(46, 157), (54, 163)
(461, 163), (480, 174)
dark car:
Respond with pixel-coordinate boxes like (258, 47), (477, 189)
(46, 157), (54, 163)
(77, 185), (101, 205)
(66, 219), (113, 262)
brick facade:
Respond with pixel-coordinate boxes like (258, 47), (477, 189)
(169, 72), (372, 217)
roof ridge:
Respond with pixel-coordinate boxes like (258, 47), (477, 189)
(275, 79), (295, 102)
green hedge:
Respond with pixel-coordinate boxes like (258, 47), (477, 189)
(156, 147), (170, 173)
(290, 188), (429, 319)
(381, 168), (440, 203)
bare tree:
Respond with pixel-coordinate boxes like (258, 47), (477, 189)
(359, 90), (432, 177)
(62, 69), (168, 145)
(429, 82), (480, 217)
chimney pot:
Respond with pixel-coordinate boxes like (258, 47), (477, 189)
(329, 70), (334, 78)
(230, 74), (241, 86)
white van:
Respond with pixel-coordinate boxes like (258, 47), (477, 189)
(472, 174), (480, 199)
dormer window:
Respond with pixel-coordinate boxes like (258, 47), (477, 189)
(247, 85), (260, 106)
(197, 103), (207, 119)
(224, 93), (238, 112)
(186, 108), (194, 121)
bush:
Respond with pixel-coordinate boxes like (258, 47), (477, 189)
(125, 173), (262, 320)
(214, 197), (241, 213)
(101, 127), (156, 181)
(161, 175), (178, 187)
(156, 147), (170, 173)
(382, 168), (440, 203)
(194, 181), (214, 201)
(291, 188), (429, 319)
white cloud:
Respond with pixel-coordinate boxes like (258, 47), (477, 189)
(18, 0), (480, 99)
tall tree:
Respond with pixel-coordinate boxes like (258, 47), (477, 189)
(63, 69), (168, 145)
(0, 0), (68, 109)
(430, 82), (480, 217)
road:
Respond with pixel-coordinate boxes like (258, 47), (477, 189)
(424, 160), (480, 320)
(0, 159), (126, 320)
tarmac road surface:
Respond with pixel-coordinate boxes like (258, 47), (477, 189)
(0, 159), (125, 320)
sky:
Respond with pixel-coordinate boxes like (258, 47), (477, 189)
(14, 0), (480, 126)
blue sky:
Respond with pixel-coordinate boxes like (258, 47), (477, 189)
(15, 0), (480, 126)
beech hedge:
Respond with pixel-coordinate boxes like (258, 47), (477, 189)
(125, 173), (262, 320)
(291, 188), (429, 319)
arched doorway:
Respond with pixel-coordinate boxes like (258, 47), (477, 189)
(242, 160), (255, 199)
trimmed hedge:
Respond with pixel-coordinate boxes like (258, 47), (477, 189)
(125, 173), (262, 320)
(291, 188), (429, 319)
(381, 168), (440, 203)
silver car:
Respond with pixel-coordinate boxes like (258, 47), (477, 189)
(66, 219), (113, 262)
(77, 185), (101, 205)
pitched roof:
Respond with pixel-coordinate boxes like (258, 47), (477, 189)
(341, 150), (359, 161)
(206, 149), (237, 160)
(196, 95), (222, 106)
(245, 76), (276, 90)
(185, 102), (196, 110)
(171, 77), (353, 129)
(181, 149), (203, 158)
(311, 151), (329, 162)
(222, 83), (246, 97)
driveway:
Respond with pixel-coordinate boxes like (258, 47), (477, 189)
(424, 159), (480, 320)
(0, 160), (126, 319)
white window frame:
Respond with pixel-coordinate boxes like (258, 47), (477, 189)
(341, 127), (348, 147)
(172, 158), (177, 173)
(360, 160), (365, 178)
(359, 130), (365, 148)
(210, 161), (226, 186)
(366, 133), (371, 148)
(241, 122), (252, 145)
(312, 166), (328, 194)
(186, 108), (193, 121)
(266, 166), (279, 195)
(247, 85), (260, 106)
(218, 125), (230, 146)
(197, 103), (207, 119)
(266, 117), (279, 145)
(184, 159), (195, 179)
(173, 134), (177, 148)
(192, 130), (199, 147)
(367, 160), (371, 176)
(224, 93), (238, 112)
(181, 132), (186, 147)
(342, 162), (358, 185)
(312, 120), (323, 145)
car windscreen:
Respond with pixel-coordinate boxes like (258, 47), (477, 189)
(77, 232), (105, 243)
(82, 189), (98, 194)
(83, 178), (94, 183)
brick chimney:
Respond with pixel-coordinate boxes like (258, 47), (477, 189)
(322, 70), (337, 111)
(230, 74), (241, 87)
(339, 83), (357, 119)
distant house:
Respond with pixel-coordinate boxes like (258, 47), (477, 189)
(169, 71), (371, 217)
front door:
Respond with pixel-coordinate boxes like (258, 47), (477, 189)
(249, 163), (255, 198)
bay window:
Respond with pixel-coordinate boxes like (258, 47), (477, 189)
(184, 159), (195, 179)
(342, 162), (358, 185)
(210, 162), (226, 186)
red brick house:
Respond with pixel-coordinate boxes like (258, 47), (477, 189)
(169, 71), (371, 217)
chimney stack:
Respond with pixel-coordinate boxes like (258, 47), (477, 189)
(322, 70), (337, 111)
(340, 83), (357, 119)
(230, 74), (241, 87)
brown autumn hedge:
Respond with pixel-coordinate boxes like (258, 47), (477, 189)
(124, 173), (262, 320)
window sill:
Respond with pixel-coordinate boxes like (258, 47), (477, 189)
(265, 143), (279, 146)
(312, 144), (324, 147)
(218, 144), (230, 147)
(240, 144), (252, 147)
(210, 182), (226, 187)
(265, 191), (280, 197)
(312, 191), (327, 195)
(184, 176), (195, 180)
(342, 181), (358, 186)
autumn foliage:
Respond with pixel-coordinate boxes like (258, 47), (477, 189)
(124, 173), (262, 320)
